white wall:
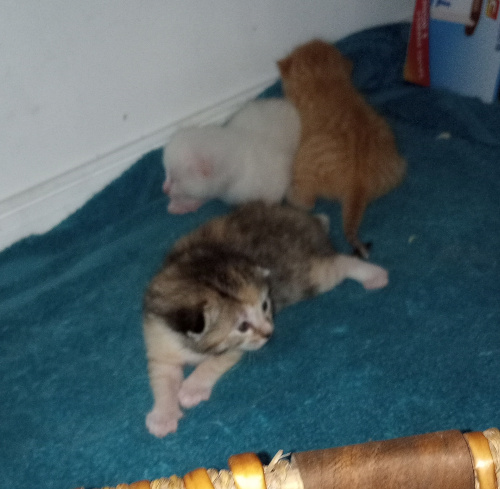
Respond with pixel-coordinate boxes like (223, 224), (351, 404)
(0, 0), (415, 250)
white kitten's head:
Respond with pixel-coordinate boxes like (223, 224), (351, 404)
(163, 127), (232, 214)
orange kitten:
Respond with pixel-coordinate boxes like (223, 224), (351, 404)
(278, 39), (406, 258)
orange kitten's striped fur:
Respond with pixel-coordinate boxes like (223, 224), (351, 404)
(278, 40), (406, 258)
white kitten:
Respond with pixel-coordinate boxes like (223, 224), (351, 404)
(162, 98), (301, 214)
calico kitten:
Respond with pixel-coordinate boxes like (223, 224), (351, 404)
(278, 40), (406, 258)
(143, 202), (388, 437)
(163, 98), (301, 214)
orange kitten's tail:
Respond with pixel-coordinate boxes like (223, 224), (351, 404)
(342, 186), (370, 259)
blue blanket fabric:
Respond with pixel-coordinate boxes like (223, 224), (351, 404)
(1, 24), (499, 489)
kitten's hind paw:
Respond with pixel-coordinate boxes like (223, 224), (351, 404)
(146, 407), (183, 438)
(361, 264), (388, 290)
(331, 255), (388, 290)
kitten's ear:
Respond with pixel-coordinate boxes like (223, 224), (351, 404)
(277, 57), (292, 77)
(189, 155), (213, 178)
(255, 266), (271, 278)
(165, 305), (206, 337)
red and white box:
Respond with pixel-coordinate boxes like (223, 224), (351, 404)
(405, 0), (500, 103)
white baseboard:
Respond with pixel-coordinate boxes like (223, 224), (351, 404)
(0, 78), (276, 251)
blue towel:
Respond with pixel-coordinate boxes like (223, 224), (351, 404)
(1, 23), (499, 489)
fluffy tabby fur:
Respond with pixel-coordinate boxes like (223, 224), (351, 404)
(143, 202), (388, 437)
(163, 98), (301, 214)
(278, 39), (406, 258)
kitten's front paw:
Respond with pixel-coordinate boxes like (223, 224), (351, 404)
(167, 198), (204, 214)
(179, 381), (212, 409)
(362, 265), (389, 290)
(146, 407), (183, 438)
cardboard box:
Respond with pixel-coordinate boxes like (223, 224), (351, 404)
(405, 0), (500, 103)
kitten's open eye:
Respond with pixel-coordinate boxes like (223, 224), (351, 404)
(237, 321), (251, 333)
(262, 298), (270, 313)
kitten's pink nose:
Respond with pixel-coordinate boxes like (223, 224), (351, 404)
(258, 320), (274, 339)
(162, 180), (171, 194)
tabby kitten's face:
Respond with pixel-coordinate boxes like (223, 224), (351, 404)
(150, 271), (274, 355)
(199, 283), (274, 353)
